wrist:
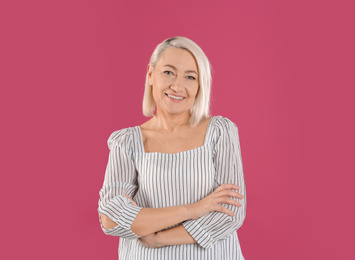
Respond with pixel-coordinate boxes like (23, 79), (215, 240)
(183, 204), (193, 220)
(184, 203), (198, 220)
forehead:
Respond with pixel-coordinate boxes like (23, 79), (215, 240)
(157, 48), (198, 71)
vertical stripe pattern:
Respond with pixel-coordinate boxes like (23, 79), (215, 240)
(98, 115), (246, 260)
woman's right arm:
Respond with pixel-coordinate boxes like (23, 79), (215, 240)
(98, 129), (144, 239)
(98, 129), (195, 239)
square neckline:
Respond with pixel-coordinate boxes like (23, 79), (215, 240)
(136, 116), (216, 155)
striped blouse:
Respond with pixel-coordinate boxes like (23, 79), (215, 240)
(98, 115), (247, 260)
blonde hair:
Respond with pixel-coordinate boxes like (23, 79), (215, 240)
(142, 36), (212, 127)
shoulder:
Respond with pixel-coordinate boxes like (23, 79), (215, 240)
(107, 127), (134, 151)
(212, 116), (241, 155)
(213, 115), (239, 133)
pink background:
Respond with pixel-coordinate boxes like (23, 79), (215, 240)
(1, 0), (354, 259)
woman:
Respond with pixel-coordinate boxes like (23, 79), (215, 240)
(98, 36), (246, 259)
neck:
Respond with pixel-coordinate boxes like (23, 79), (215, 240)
(152, 109), (192, 132)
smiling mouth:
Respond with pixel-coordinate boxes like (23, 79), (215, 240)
(165, 93), (185, 100)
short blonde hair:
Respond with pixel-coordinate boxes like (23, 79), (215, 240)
(142, 36), (212, 127)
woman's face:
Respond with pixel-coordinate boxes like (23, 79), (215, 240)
(148, 47), (199, 117)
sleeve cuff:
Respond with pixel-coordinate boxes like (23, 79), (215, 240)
(117, 201), (143, 232)
(98, 196), (143, 239)
(182, 220), (215, 249)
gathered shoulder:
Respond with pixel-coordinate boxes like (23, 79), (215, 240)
(214, 115), (239, 133)
(212, 116), (241, 159)
(107, 127), (134, 152)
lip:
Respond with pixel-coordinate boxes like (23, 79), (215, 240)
(165, 93), (185, 102)
(165, 93), (185, 98)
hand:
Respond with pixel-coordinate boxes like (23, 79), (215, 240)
(125, 194), (139, 207)
(188, 183), (244, 219)
(138, 232), (165, 248)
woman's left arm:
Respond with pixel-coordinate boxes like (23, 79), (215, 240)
(181, 117), (247, 249)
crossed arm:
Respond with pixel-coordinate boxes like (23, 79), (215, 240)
(100, 212), (194, 248)
(99, 199), (197, 247)
(99, 183), (243, 248)
(100, 212), (196, 248)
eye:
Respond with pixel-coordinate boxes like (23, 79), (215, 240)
(187, 75), (196, 80)
(164, 71), (173, 76)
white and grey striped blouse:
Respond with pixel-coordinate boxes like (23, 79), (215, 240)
(98, 115), (247, 260)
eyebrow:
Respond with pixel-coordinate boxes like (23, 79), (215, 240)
(163, 64), (198, 75)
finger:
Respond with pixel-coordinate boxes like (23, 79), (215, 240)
(219, 197), (243, 207)
(138, 238), (154, 248)
(216, 205), (235, 217)
(215, 183), (240, 192)
(213, 190), (241, 200)
(218, 190), (244, 199)
(125, 194), (139, 206)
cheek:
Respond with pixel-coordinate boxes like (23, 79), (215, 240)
(155, 77), (172, 88)
(190, 85), (199, 98)
(151, 86), (161, 101)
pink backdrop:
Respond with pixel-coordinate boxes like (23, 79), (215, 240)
(1, 0), (354, 259)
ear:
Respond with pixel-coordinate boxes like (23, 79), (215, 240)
(147, 64), (153, 86)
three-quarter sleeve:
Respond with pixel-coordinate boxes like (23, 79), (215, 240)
(182, 117), (247, 249)
(98, 128), (143, 239)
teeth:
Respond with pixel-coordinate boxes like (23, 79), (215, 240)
(167, 94), (184, 100)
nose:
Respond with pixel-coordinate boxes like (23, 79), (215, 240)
(170, 76), (184, 92)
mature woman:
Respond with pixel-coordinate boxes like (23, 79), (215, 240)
(98, 36), (246, 260)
